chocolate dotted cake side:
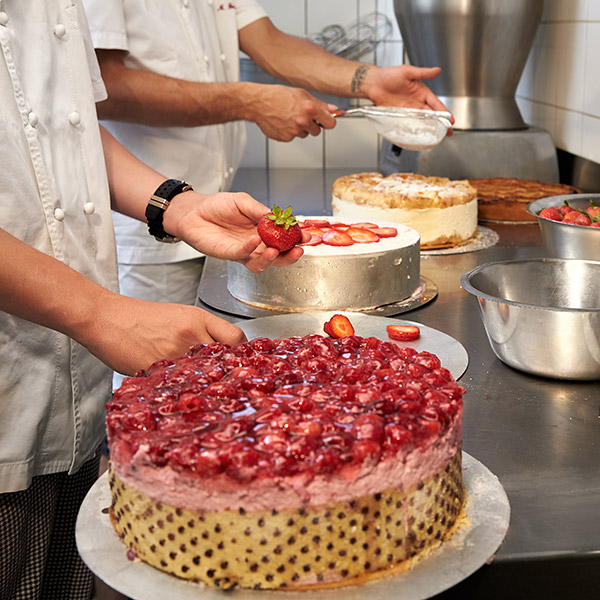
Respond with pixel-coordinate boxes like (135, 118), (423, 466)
(107, 334), (466, 590)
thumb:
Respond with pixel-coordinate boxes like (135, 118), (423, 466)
(407, 65), (442, 81)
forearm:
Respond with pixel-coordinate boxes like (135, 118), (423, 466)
(240, 18), (376, 99)
(0, 228), (111, 347)
(95, 50), (266, 127)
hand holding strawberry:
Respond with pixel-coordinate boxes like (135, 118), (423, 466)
(257, 205), (303, 252)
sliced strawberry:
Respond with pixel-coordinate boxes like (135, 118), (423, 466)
(300, 227), (323, 246)
(331, 222), (350, 228)
(301, 219), (331, 228)
(346, 227), (380, 243)
(538, 207), (563, 221)
(386, 324), (420, 341)
(591, 222), (600, 228)
(370, 227), (398, 238)
(352, 222), (379, 230)
(322, 229), (355, 246)
(324, 314), (355, 338)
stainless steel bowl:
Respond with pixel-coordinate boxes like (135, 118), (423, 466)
(461, 258), (600, 380)
(526, 194), (600, 260)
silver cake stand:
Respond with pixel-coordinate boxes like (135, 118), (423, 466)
(236, 312), (468, 380)
(197, 258), (438, 319)
(76, 452), (510, 600)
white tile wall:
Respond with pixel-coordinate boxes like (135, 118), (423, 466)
(239, 0), (403, 170)
(516, 0), (600, 164)
(243, 0), (600, 171)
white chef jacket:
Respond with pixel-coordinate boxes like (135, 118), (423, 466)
(83, 0), (267, 265)
(0, 0), (119, 492)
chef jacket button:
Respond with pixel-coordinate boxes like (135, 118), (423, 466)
(207, 0), (213, 5)
(204, 55), (210, 63)
(54, 208), (65, 221)
(83, 202), (95, 215)
(68, 111), (81, 126)
(54, 23), (66, 38)
(0, 12), (8, 26)
(228, 167), (234, 174)
(28, 112), (38, 127)
(220, 54), (226, 62)
(182, 0), (190, 6)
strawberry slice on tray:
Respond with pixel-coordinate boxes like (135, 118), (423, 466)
(323, 314), (355, 338)
(386, 324), (421, 341)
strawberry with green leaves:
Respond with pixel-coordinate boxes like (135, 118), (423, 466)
(257, 205), (302, 252)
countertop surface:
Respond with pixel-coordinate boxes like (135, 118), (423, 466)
(200, 167), (600, 599)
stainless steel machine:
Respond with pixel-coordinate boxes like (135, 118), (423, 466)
(380, 0), (559, 182)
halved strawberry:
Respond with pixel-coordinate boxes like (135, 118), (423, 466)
(322, 229), (354, 246)
(562, 210), (591, 226)
(324, 314), (355, 338)
(386, 324), (420, 341)
(346, 227), (380, 243)
(370, 227), (398, 238)
(538, 207), (563, 221)
(257, 205), (302, 251)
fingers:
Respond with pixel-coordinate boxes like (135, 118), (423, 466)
(407, 65), (442, 81)
(203, 311), (247, 345)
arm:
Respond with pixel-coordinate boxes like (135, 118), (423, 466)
(95, 49), (337, 141)
(0, 227), (246, 375)
(99, 125), (307, 271)
(239, 18), (451, 116)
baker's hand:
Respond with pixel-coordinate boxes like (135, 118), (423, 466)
(367, 65), (454, 122)
(83, 293), (247, 376)
(245, 84), (337, 141)
(163, 190), (310, 273)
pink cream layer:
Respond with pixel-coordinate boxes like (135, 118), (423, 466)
(110, 414), (461, 513)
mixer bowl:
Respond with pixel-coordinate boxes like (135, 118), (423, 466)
(526, 194), (600, 260)
(461, 258), (600, 380)
(394, 0), (543, 130)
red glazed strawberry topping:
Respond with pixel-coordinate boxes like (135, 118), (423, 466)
(107, 335), (463, 482)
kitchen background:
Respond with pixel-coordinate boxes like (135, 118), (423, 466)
(239, 0), (600, 190)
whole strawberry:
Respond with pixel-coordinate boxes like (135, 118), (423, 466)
(257, 205), (302, 251)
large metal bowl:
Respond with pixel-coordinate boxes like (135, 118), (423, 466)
(461, 258), (600, 380)
(526, 194), (600, 260)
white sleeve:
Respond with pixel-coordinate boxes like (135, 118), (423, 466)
(81, 0), (129, 51)
(235, 0), (268, 31)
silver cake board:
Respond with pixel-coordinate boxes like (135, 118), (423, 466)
(236, 312), (468, 381)
(77, 452), (510, 600)
(197, 257), (438, 319)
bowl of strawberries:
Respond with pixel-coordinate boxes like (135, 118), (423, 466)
(526, 193), (600, 260)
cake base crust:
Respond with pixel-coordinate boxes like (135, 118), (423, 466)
(109, 451), (465, 590)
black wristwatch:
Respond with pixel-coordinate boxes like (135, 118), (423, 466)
(145, 178), (193, 243)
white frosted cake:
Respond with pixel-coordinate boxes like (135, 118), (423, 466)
(227, 217), (420, 311)
(332, 173), (478, 249)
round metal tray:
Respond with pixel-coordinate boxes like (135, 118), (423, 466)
(76, 452), (510, 600)
(237, 312), (468, 380)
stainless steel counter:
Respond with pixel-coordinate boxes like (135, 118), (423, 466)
(206, 168), (600, 599)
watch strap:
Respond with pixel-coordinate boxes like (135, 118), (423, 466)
(145, 179), (192, 242)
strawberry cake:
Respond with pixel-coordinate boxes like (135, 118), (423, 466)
(228, 217), (421, 311)
(332, 173), (478, 249)
(106, 333), (465, 590)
